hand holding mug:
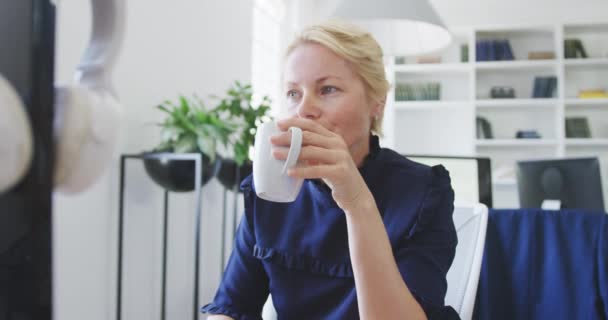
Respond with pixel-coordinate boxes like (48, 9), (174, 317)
(271, 118), (373, 212)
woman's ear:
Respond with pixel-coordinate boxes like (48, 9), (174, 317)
(372, 99), (385, 119)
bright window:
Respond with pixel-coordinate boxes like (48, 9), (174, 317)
(252, 0), (285, 114)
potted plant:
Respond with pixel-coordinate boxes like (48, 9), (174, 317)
(143, 94), (235, 192)
(213, 81), (273, 190)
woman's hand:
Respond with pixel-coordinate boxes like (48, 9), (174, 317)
(271, 118), (374, 212)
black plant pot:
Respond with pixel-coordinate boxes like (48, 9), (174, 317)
(217, 158), (253, 191)
(142, 152), (221, 192)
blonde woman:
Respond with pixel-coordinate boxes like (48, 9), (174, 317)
(203, 20), (459, 320)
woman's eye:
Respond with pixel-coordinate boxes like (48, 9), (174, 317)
(321, 86), (338, 94)
(286, 90), (299, 98)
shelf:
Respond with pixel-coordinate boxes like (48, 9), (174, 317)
(564, 23), (608, 34)
(564, 58), (608, 68)
(476, 98), (558, 109)
(565, 98), (608, 107)
(565, 139), (608, 147)
(386, 23), (608, 180)
(475, 139), (558, 147)
(394, 101), (471, 111)
(394, 63), (471, 74)
(476, 60), (557, 70)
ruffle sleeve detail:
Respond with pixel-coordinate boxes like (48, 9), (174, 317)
(406, 165), (455, 240)
(252, 245), (354, 278)
(200, 303), (262, 320)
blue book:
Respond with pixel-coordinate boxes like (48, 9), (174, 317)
(476, 41), (484, 61)
(502, 40), (515, 60)
(545, 77), (557, 98)
(542, 77), (551, 98)
(532, 77), (541, 98)
(486, 40), (496, 61)
(494, 40), (503, 60)
(477, 40), (490, 61)
(532, 77), (550, 98)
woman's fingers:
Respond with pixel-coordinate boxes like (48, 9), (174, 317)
(286, 163), (337, 180)
(277, 118), (334, 137)
(271, 130), (337, 149)
(272, 145), (343, 164)
(267, 118), (357, 190)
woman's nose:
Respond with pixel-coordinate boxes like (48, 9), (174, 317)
(296, 94), (321, 120)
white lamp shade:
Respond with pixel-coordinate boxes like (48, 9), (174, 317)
(331, 0), (452, 56)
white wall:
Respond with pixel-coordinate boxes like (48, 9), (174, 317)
(53, 1), (252, 319)
(430, 0), (608, 27)
(290, 0), (608, 29)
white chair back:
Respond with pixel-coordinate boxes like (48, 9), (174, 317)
(262, 295), (277, 320)
(445, 203), (489, 320)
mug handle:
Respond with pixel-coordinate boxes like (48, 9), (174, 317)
(281, 126), (302, 174)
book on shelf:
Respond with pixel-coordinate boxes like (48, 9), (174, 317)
(532, 76), (557, 98)
(486, 40), (496, 61)
(476, 41), (484, 61)
(416, 56), (442, 64)
(515, 130), (541, 139)
(499, 40), (515, 60)
(461, 44), (469, 63)
(395, 82), (441, 101)
(578, 89), (608, 99)
(528, 51), (555, 60)
(564, 39), (588, 59)
(547, 77), (557, 98)
(476, 39), (514, 61)
(565, 117), (591, 138)
(476, 117), (494, 139)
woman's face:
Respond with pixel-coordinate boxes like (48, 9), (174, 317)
(283, 42), (381, 164)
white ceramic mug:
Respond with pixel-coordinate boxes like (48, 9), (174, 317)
(253, 121), (303, 202)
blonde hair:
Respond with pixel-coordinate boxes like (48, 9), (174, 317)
(286, 20), (390, 136)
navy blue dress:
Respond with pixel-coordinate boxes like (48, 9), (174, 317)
(202, 136), (459, 319)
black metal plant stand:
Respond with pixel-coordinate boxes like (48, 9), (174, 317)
(219, 171), (242, 273)
(116, 153), (204, 320)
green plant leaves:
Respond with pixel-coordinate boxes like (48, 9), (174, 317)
(174, 135), (197, 153)
(160, 126), (183, 142)
(154, 94), (235, 159)
(153, 82), (273, 167)
(197, 135), (216, 161)
(211, 81), (273, 166)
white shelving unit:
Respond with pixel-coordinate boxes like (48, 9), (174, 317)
(383, 23), (608, 208)
(394, 101), (470, 110)
(382, 28), (476, 156)
(565, 98), (608, 106)
(564, 58), (608, 67)
(475, 59), (557, 70)
(476, 98), (558, 109)
(475, 139), (559, 147)
(566, 138), (608, 147)
(394, 63), (471, 74)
